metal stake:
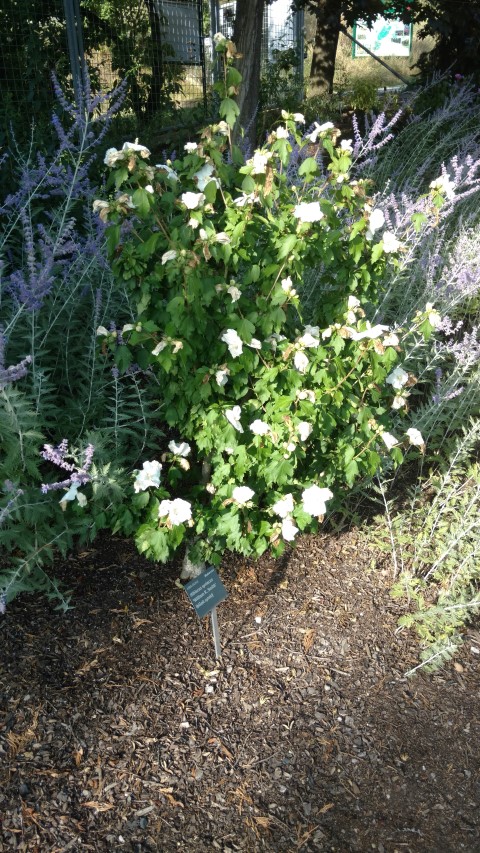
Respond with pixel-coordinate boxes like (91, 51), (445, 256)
(210, 606), (222, 658)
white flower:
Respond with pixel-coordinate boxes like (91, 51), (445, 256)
(158, 498), (192, 525)
(382, 231), (402, 253)
(302, 485), (333, 517)
(60, 482), (86, 509)
(322, 327), (333, 339)
(188, 217), (200, 229)
(248, 338), (262, 350)
(96, 325), (110, 337)
(145, 184), (154, 194)
(93, 199), (110, 215)
(181, 191), (205, 210)
(194, 163), (219, 190)
(199, 228), (208, 241)
(248, 151), (271, 174)
(298, 389), (316, 403)
(368, 208), (385, 235)
(162, 249), (177, 264)
(347, 295), (360, 310)
(381, 432), (399, 451)
(383, 332), (400, 347)
(221, 328), (243, 358)
(391, 395), (408, 410)
(152, 340), (167, 356)
(426, 304), (442, 328)
(213, 32), (227, 45)
(184, 142), (198, 152)
(216, 232), (231, 244)
(272, 493), (294, 518)
(232, 486), (255, 504)
(282, 516), (299, 542)
(275, 126), (289, 139)
(215, 367), (230, 386)
(225, 406), (243, 432)
(168, 440), (191, 457)
(104, 147), (124, 167)
(307, 121), (334, 143)
(293, 202), (324, 223)
(304, 324), (320, 337)
(233, 192), (256, 207)
(386, 366), (409, 391)
(206, 483), (216, 494)
(297, 421), (313, 441)
(294, 351), (309, 373)
(281, 276), (296, 295)
(286, 442), (296, 453)
(340, 138), (353, 153)
(227, 285), (241, 302)
(430, 175), (455, 200)
(156, 163), (179, 181)
(298, 331), (320, 348)
(250, 419), (270, 436)
(406, 428), (424, 447)
(348, 324), (390, 341)
(293, 113), (305, 124)
(122, 141), (150, 158)
(134, 460), (162, 492)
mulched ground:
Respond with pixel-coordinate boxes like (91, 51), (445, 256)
(1, 530), (479, 853)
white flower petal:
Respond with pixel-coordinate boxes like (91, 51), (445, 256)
(302, 485), (333, 517)
(281, 516), (299, 542)
(232, 486), (255, 504)
(225, 406), (243, 433)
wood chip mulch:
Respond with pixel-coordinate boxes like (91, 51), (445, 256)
(1, 529), (479, 852)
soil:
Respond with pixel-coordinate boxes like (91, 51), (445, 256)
(1, 530), (479, 853)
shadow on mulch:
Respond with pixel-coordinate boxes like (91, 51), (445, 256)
(1, 530), (479, 853)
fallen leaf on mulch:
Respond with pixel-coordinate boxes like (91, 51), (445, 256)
(81, 801), (114, 812)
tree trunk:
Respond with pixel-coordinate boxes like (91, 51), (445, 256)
(144, 0), (165, 119)
(309, 0), (342, 96)
(232, 0), (265, 146)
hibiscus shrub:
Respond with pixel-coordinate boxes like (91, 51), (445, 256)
(95, 37), (440, 568)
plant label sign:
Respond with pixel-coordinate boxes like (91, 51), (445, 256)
(184, 567), (228, 658)
(184, 567), (228, 618)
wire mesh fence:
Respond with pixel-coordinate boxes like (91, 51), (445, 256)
(1, 0), (303, 147)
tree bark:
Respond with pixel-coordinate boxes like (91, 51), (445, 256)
(309, 0), (342, 96)
(144, 0), (166, 119)
(232, 0), (265, 146)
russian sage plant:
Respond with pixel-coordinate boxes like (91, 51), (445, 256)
(0, 75), (159, 609)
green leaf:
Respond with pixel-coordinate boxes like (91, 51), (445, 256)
(226, 66), (242, 88)
(114, 345), (133, 373)
(114, 167), (129, 189)
(277, 233), (298, 260)
(220, 97), (240, 127)
(345, 459), (359, 486)
(132, 188), (151, 218)
(106, 225), (120, 258)
(371, 242), (384, 264)
(241, 175), (256, 193)
(298, 157), (318, 177)
(204, 180), (217, 204)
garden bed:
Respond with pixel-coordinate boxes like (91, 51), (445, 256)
(1, 530), (479, 852)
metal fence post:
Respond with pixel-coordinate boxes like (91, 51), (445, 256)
(63, 0), (87, 111)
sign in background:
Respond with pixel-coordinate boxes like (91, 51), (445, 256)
(353, 16), (412, 58)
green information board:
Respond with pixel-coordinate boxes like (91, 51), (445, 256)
(352, 16), (412, 58)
